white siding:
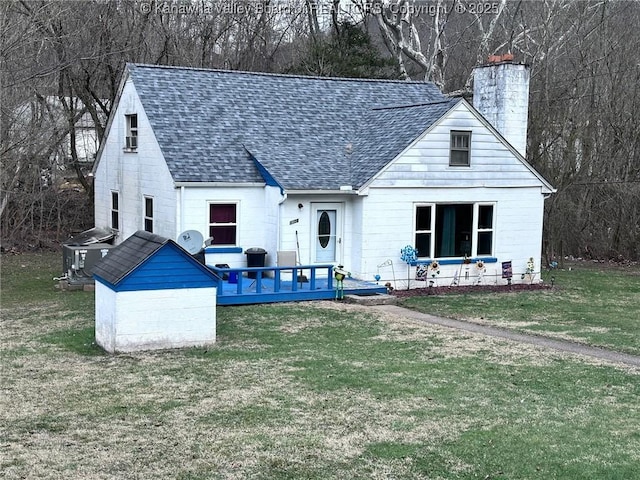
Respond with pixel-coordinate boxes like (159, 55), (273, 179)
(95, 285), (216, 353)
(278, 195), (357, 272)
(356, 186), (545, 286)
(353, 101), (549, 286)
(182, 185), (278, 268)
(94, 77), (177, 244)
(374, 102), (543, 188)
(95, 282), (116, 353)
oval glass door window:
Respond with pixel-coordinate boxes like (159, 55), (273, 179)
(318, 211), (331, 248)
(315, 209), (337, 262)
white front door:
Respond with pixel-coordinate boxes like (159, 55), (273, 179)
(313, 203), (343, 263)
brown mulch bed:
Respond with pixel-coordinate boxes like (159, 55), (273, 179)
(392, 282), (552, 298)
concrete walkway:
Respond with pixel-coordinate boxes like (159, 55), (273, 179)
(371, 304), (640, 368)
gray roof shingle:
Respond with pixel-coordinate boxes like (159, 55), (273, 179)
(350, 100), (459, 187)
(92, 230), (169, 285)
(128, 64), (454, 190)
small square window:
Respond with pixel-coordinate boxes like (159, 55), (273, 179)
(450, 131), (471, 166)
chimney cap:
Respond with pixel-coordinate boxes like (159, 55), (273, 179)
(487, 52), (516, 64)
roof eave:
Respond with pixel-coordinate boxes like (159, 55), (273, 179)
(461, 98), (556, 194)
(91, 66), (133, 176)
(286, 189), (359, 195)
(174, 181), (266, 188)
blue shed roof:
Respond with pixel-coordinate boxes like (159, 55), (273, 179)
(126, 64), (454, 190)
(92, 231), (218, 291)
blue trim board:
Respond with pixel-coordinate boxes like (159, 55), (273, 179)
(215, 281), (387, 305)
(204, 246), (243, 254)
(245, 147), (285, 194)
(411, 257), (498, 266)
(95, 274), (215, 292)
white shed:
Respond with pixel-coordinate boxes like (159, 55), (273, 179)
(92, 230), (217, 353)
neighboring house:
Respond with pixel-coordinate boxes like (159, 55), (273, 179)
(7, 96), (103, 187)
(93, 61), (554, 286)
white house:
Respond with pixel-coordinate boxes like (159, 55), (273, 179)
(93, 61), (554, 288)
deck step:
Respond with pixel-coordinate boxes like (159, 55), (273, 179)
(343, 293), (399, 306)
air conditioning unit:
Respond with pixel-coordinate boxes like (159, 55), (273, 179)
(126, 135), (137, 149)
(62, 243), (114, 285)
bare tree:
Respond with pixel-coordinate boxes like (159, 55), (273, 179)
(2, 0), (638, 259)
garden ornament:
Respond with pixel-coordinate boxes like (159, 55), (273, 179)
(400, 245), (417, 290)
(333, 264), (351, 300)
(475, 260), (486, 285)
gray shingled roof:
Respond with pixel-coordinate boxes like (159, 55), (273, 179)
(91, 230), (171, 285)
(128, 64), (454, 190)
(350, 100), (459, 187)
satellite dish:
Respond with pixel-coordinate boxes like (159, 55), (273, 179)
(177, 230), (204, 254)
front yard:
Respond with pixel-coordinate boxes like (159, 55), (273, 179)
(401, 262), (640, 356)
(1, 253), (638, 479)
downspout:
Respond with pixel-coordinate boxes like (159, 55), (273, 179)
(277, 190), (288, 252)
(179, 185), (185, 235)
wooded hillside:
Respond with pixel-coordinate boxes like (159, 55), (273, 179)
(1, 0), (638, 260)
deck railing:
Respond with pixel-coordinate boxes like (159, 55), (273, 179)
(207, 264), (335, 304)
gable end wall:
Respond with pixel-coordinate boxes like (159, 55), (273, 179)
(115, 243), (217, 292)
(94, 77), (177, 244)
(374, 103), (544, 188)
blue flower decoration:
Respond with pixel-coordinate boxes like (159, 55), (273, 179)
(400, 245), (417, 264)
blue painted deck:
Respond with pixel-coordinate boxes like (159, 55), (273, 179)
(207, 264), (387, 305)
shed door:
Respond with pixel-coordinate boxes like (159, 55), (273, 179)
(313, 203), (342, 263)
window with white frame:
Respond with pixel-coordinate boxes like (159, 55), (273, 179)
(450, 131), (471, 166)
(414, 203), (494, 258)
(208, 203), (237, 245)
(414, 205), (433, 258)
(143, 196), (153, 232)
(125, 114), (138, 150)
(476, 204), (494, 255)
(111, 191), (119, 230)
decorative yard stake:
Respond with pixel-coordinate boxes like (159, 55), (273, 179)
(333, 264), (351, 300)
(428, 261), (440, 287)
(522, 257), (536, 283)
(400, 245), (417, 290)
(475, 260), (486, 285)
(415, 264), (428, 282)
(502, 261), (513, 286)
(463, 254), (471, 282)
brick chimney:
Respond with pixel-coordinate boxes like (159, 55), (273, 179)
(472, 56), (530, 158)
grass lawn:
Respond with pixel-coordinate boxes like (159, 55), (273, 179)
(401, 263), (640, 356)
(1, 253), (639, 479)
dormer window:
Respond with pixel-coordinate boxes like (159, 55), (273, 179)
(450, 131), (471, 166)
(125, 114), (138, 151)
